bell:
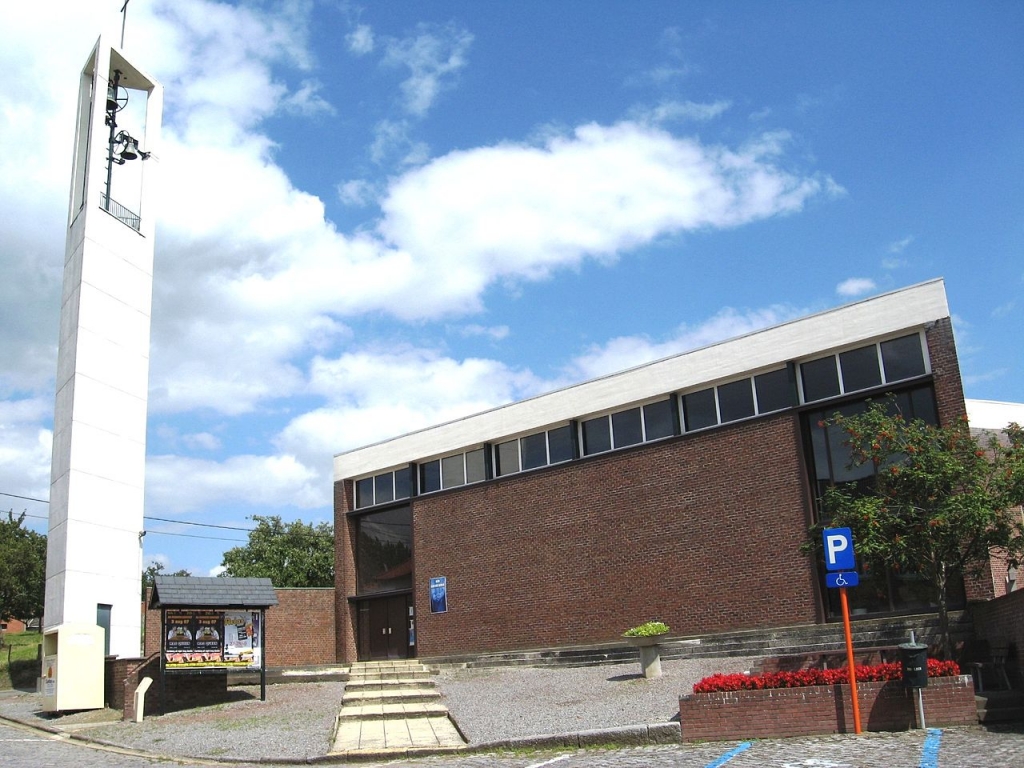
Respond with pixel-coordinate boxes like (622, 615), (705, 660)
(120, 138), (139, 161)
(106, 84), (120, 113)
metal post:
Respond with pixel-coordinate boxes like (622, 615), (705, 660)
(839, 586), (862, 734)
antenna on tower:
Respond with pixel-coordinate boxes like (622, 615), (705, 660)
(120, 0), (131, 48)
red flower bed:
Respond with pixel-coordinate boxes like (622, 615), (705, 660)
(693, 659), (960, 693)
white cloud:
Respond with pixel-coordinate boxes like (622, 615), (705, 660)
(337, 178), (377, 206)
(836, 278), (877, 298)
(282, 79), (335, 116)
(454, 324), (511, 341)
(888, 235), (915, 253)
(562, 305), (803, 382)
(146, 453), (321, 514)
(382, 22), (474, 116)
(631, 99), (731, 125)
(347, 23), (374, 55)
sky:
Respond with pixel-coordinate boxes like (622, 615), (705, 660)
(1, 1), (1021, 577)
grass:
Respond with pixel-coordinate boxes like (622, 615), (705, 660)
(0, 631), (42, 690)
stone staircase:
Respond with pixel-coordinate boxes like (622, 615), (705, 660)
(975, 690), (1024, 724)
(331, 659), (465, 754)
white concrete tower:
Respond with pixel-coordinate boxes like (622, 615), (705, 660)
(45, 36), (162, 659)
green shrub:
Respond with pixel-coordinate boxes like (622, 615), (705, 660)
(623, 621), (670, 637)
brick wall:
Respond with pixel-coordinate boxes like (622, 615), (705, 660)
(266, 588), (336, 666)
(969, 588), (1024, 689)
(333, 318), (982, 663)
(409, 413), (819, 659)
(679, 675), (977, 741)
(144, 587), (336, 667)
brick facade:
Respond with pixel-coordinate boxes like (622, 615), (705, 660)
(144, 587), (335, 667)
(678, 675), (978, 741)
(969, 588), (1024, 689)
(333, 297), (994, 664)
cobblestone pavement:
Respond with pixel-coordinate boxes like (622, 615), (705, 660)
(2, 720), (1022, 767)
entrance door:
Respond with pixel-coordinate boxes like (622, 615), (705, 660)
(364, 595), (410, 660)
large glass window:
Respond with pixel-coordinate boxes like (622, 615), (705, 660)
(441, 454), (465, 488)
(754, 368), (794, 414)
(466, 448), (487, 484)
(356, 505), (412, 594)
(419, 460), (440, 493)
(496, 440), (520, 476)
(548, 425), (575, 464)
(683, 388), (717, 431)
(840, 345), (882, 393)
(881, 334), (926, 382)
(802, 384), (961, 618)
(356, 468), (413, 509)
(611, 407), (643, 448)
(521, 432), (548, 470)
(582, 416), (612, 455)
(801, 356), (841, 402)
(643, 399), (676, 441)
(718, 379), (755, 423)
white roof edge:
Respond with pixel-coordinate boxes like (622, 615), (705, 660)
(965, 399), (1024, 430)
(335, 279), (949, 480)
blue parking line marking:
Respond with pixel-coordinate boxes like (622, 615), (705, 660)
(704, 741), (752, 768)
(919, 727), (942, 768)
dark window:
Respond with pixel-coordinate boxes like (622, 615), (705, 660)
(374, 473), (394, 504)
(840, 345), (882, 393)
(582, 416), (611, 454)
(441, 454), (465, 488)
(521, 432), (548, 470)
(394, 467), (412, 499)
(643, 399), (676, 440)
(466, 448), (487, 483)
(355, 477), (374, 508)
(683, 388), (717, 431)
(496, 440), (519, 476)
(881, 334), (926, 382)
(801, 356), (841, 402)
(754, 368), (793, 414)
(548, 425), (575, 464)
(718, 379), (755, 423)
(419, 460), (440, 493)
(356, 505), (412, 595)
(612, 407), (643, 448)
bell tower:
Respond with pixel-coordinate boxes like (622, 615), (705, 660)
(44, 35), (162, 661)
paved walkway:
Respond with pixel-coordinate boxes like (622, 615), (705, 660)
(331, 659), (465, 754)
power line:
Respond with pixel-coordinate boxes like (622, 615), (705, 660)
(2, 491), (256, 532)
(10, 510), (249, 544)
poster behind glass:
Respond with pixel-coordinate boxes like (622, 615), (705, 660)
(164, 610), (261, 670)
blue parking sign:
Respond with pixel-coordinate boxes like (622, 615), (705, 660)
(823, 527), (855, 571)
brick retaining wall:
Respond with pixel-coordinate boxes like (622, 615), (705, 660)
(970, 588), (1024, 689)
(678, 675), (977, 742)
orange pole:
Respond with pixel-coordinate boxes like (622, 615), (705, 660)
(839, 586), (862, 734)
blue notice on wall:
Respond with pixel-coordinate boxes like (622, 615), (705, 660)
(429, 576), (448, 614)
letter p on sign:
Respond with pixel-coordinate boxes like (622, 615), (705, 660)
(823, 527), (855, 571)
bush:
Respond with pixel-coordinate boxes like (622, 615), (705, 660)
(623, 621), (670, 637)
(693, 659), (960, 693)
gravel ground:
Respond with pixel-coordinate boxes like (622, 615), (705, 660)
(0, 656), (762, 762)
(436, 656), (762, 743)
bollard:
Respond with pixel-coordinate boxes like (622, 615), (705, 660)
(134, 676), (153, 723)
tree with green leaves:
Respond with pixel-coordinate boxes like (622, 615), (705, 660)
(142, 561), (192, 599)
(0, 511), (46, 624)
(816, 400), (1024, 658)
(219, 515), (334, 587)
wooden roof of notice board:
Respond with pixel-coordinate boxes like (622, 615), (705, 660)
(150, 576), (279, 609)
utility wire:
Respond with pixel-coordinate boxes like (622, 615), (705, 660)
(2, 490), (256, 532)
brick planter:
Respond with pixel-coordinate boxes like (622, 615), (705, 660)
(679, 675), (977, 742)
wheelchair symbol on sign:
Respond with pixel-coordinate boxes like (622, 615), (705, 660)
(825, 570), (860, 588)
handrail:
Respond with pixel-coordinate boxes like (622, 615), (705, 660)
(103, 196), (141, 231)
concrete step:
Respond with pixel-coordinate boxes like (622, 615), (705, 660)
(336, 701), (450, 720)
(976, 691), (1024, 724)
(345, 677), (436, 692)
(343, 687), (441, 706)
